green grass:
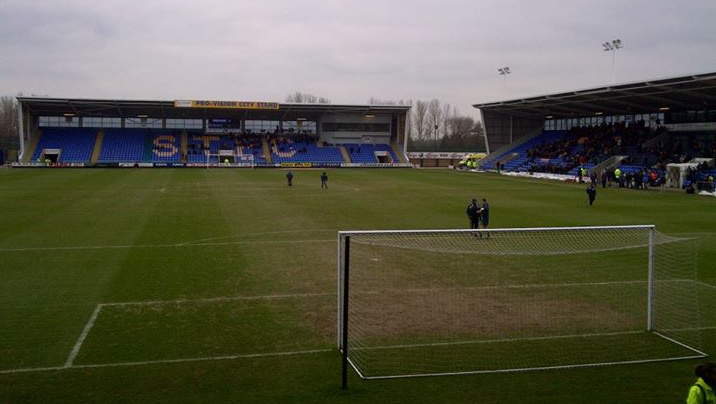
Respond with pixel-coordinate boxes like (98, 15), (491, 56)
(0, 167), (714, 403)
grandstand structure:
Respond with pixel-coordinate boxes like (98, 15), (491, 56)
(13, 98), (411, 168)
(473, 72), (716, 189)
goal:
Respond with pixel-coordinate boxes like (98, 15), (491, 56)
(337, 225), (705, 385)
(205, 150), (254, 168)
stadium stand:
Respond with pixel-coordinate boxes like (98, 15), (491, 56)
(480, 131), (565, 172)
(98, 129), (146, 163)
(146, 132), (180, 163)
(480, 121), (715, 189)
(31, 128), (97, 163)
(271, 137), (343, 164)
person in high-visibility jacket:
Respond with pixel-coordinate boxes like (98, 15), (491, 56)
(614, 167), (623, 188)
(686, 362), (715, 404)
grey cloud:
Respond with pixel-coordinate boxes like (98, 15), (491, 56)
(1, 0), (714, 114)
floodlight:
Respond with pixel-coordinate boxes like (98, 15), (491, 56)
(603, 38), (624, 84)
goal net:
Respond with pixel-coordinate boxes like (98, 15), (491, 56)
(205, 150), (254, 168)
(337, 225), (705, 382)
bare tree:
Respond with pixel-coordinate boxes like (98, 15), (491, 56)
(441, 103), (452, 140)
(408, 98), (486, 152)
(411, 100), (429, 142)
(285, 91), (330, 104)
(427, 99), (443, 145)
(368, 97), (391, 105)
(0, 96), (18, 150)
(367, 97), (412, 106)
(445, 115), (475, 147)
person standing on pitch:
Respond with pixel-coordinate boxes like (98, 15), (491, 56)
(480, 198), (490, 238)
(286, 170), (294, 187)
(686, 362), (715, 404)
(601, 168), (608, 188)
(479, 198), (490, 228)
(466, 198), (480, 232)
(586, 184), (597, 206)
(320, 171), (328, 189)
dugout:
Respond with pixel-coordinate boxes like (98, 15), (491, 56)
(406, 152), (476, 168)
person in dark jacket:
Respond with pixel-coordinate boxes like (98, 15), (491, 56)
(586, 184), (597, 206)
(466, 198), (480, 230)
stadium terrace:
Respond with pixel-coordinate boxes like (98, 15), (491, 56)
(472, 72), (716, 191)
(12, 98), (412, 169)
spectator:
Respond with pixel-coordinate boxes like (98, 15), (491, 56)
(686, 362), (715, 404)
(586, 184), (597, 206)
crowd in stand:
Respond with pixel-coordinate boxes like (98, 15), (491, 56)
(527, 121), (660, 174)
(270, 131), (319, 154)
(179, 130), (319, 155)
(521, 121), (716, 189)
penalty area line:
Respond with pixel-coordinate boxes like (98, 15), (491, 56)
(0, 349), (333, 375)
(101, 292), (336, 307)
(71, 348), (334, 370)
(64, 304), (103, 368)
(0, 238), (333, 253)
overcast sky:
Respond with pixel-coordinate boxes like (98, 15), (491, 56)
(1, 0), (715, 117)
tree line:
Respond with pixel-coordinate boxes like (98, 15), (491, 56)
(367, 97), (486, 152)
(0, 96), (19, 152)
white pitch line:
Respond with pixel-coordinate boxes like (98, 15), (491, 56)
(0, 365), (66, 375)
(101, 292), (335, 307)
(2, 230), (715, 254)
(180, 239), (333, 248)
(351, 330), (647, 352)
(71, 348), (334, 370)
(0, 238), (333, 253)
(0, 349), (333, 375)
(696, 280), (716, 290)
(178, 229), (335, 246)
(64, 305), (102, 368)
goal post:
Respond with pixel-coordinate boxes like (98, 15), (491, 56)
(338, 225), (705, 385)
(205, 150), (254, 168)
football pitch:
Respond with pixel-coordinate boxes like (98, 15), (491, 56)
(0, 168), (714, 403)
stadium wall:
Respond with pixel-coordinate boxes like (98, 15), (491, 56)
(481, 111), (543, 154)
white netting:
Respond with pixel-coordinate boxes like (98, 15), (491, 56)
(338, 226), (704, 379)
(205, 152), (254, 168)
